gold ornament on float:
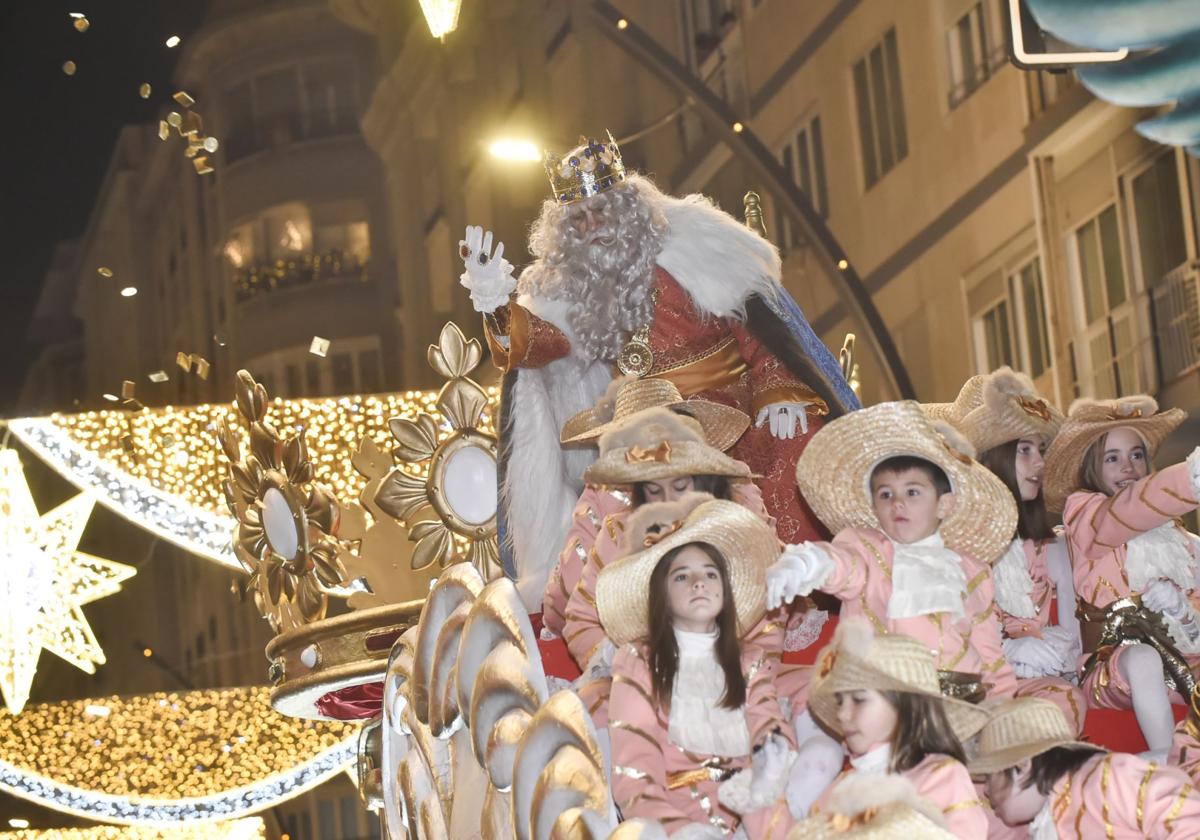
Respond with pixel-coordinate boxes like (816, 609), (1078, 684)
(374, 323), (501, 581)
(218, 371), (358, 632)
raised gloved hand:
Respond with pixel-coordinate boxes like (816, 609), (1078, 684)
(718, 732), (797, 814)
(1002, 635), (1067, 678)
(458, 225), (515, 314)
(1142, 578), (1191, 619)
(755, 402), (812, 440)
(766, 544), (833, 610)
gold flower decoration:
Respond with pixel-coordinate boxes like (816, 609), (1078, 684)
(218, 370), (352, 631)
(374, 323), (501, 581)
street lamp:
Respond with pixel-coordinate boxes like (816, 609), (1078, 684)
(418, 0), (463, 40)
(488, 138), (541, 163)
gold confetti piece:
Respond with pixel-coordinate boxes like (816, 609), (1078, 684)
(73, 17), (90, 32)
(172, 91), (195, 108)
(184, 142), (201, 159)
(213, 333), (227, 347)
(176, 351), (190, 371)
(121, 380), (136, 400)
(309, 336), (330, 357)
(194, 357), (211, 380)
(102, 393), (119, 402)
(192, 156), (214, 175)
(202, 136), (220, 153)
(158, 120), (169, 140)
(166, 111), (182, 128)
(62, 61), (77, 76)
(119, 434), (135, 454)
(148, 370), (169, 383)
(68, 11), (85, 18)
(123, 398), (145, 412)
(97, 267), (113, 278)
(139, 83), (152, 99)
(161, 433), (177, 448)
(165, 35), (181, 48)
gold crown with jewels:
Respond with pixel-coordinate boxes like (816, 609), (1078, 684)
(544, 132), (626, 205)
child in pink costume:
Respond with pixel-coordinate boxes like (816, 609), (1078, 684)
(975, 697), (1200, 838)
(805, 618), (990, 839)
(928, 368), (1086, 734)
(767, 401), (1020, 704)
(1043, 395), (1200, 760)
(543, 376), (749, 638)
(601, 494), (795, 838)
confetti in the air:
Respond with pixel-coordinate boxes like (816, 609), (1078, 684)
(165, 35), (181, 48)
(139, 83), (152, 99)
(62, 61), (77, 76)
(310, 337), (331, 357)
(148, 370), (169, 383)
(97, 267), (113, 278)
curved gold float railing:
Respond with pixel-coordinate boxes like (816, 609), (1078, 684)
(377, 563), (661, 839)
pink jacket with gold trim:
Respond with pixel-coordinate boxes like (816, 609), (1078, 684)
(1062, 462), (1200, 610)
(814, 527), (1018, 698)
(609, 642), (794, 837)
(811, 753), (987, 839)
(1045, 752), (1200, 837)
(541, 486), (630, 638)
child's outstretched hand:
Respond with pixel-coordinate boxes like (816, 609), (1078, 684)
(766, 544), (834, 609)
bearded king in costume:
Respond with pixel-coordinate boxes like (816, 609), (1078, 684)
(459, 134), (859, 610)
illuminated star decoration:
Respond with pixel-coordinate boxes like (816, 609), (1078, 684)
(0, 449), (136, 714)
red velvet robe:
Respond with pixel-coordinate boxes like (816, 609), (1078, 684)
(486, 266), (829, 543)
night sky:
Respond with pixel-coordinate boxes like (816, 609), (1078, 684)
(0, 2), (208, 413)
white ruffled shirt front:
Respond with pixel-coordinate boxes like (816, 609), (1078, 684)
(846, 743), (891, 776)
(667, 628), (751, 758)
(887, 532), (968, 621)
(992, 538), (1038, 619)
(1029, 799), (1058, 840)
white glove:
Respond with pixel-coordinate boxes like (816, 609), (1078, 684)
(458, 225), (515, 313)
(670, 824), (725, 840)
(766, 544), (833, 610)
(1040, 624), (1081, 668)
(1142, 578), (1190, 619)
(1002, 635), (1067, 678)
(718, 732), (796, 814)
(579, 639), (615, 684)
(755, 402), (811, 439)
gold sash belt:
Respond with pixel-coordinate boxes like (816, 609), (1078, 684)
(650, 337), (747, 397)
(937, 670), (986, 704)
(1077, 597), (1196, 696)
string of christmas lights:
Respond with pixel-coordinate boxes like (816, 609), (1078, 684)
(0, 817), (265, 839)
(6, 388), (497, 572)
(0, 688), (357, 824)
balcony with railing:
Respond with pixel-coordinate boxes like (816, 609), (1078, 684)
(232, 249), (368, 303)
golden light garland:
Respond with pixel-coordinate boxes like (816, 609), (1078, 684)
(0, 687), (358, 823)
(0, 450), (136, 715)
(0, 819), (265, 839)
(7, 388), (498, 571)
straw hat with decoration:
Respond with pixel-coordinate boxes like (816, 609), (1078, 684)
(787, 775), (956, 840)
(807, 617), (989, 743)
(967, 697), (1093, 775)
(560, 375), (749, 452)
(583, 407), (753, 487)
(795, 400), (1017, 562)
(1041, 395), (1186, 513)
(595, 493), (777, 646)
(924, 367), (1064, 455)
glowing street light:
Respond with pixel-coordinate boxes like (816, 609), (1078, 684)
(488, 138), (541, 163)
(418, 0), (463, 39)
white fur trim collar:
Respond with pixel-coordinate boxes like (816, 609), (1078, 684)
(993, 539), (1039, 619)
(656, 193), (782, 320)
